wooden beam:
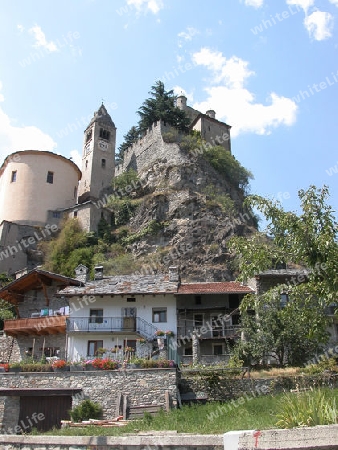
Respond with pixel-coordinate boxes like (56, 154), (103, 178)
(41, 283), (50, 307)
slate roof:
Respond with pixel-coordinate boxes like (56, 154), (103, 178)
(58, 274), (179, 296)
(178, 282), (253, 295)
(88, 104), (115, 128)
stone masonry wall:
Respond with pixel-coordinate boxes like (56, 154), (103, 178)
(0, 369), (178, 430)
(0, 335), (20, 364)
(115, 121), (188, 177)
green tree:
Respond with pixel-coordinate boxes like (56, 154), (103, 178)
(137, 81), (190, 134)
(230, 185), (338, 366)
(43, 219), (94, 277)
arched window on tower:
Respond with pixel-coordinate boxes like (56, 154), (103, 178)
(99, 128), (110, 141)
(101, 159), (106, 168)
(86, 129), (92, 142)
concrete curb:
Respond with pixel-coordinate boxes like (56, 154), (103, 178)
(236, 425), (338, 449)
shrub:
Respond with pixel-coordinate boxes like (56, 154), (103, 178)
(275, 389), (338, 428)
(69, 399), (102, 423)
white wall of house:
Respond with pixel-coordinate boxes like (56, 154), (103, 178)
(67, 293), (177, 361)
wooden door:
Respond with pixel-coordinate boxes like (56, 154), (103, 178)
(19, 395), (71, 431)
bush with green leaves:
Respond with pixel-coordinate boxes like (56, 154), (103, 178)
(69, 399), (102, 423)
(275, 388), (338, 428)
(204, 146), (253, 193)
(113, 169), (140, 193)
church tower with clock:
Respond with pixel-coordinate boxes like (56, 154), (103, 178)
(77, 103), (116, 203)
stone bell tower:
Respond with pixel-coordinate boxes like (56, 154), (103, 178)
(78, 104), (116, 203)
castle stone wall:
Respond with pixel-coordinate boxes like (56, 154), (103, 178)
(115, 122), (189, 177)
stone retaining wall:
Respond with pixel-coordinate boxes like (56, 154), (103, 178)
(179, 370), (338, 401)
(0, 369), (177, 431)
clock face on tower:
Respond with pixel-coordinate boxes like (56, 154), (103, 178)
(98, 140), (108, 151)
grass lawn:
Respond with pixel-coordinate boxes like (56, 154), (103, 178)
(38, 388), (338, 436)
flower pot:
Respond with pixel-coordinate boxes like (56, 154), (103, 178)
(8, 367), (21, 373)
(53, 366), (70, 372)
(85, 364), (99, 371)
(70, 365), (84, 372)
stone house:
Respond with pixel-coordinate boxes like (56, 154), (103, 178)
(0, 268), (83, 362)
(176, 281), (253, 364)
(57, 265), (180, 362)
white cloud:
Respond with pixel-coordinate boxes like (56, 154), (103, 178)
(0, 82), (56, 164)
(192, 48), (297, 137)
(285, 0), (314, 14)
(304, 10), (334, 40)
(17, 24), (24, 33)
(329, 0), (338, 6)
(70, 149), (82, 169)
(244, 0), (264, 8)
(127, 0), (163, 14)
(193, 48), (254, 89)
(178, 27), (200, 42)
(29, 25), (58, 52)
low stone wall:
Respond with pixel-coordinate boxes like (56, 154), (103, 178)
(179, 370), (338, 401)
(0, 433), (223, 450)
(0, 369), (177, 431)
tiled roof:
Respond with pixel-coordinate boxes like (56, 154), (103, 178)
(58, 274), (179, 296)
(178, 282), (253, 295)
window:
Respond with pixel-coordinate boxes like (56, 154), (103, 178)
(280, 293), (289, 309)
(85, 160), (88, 169)
(86, 129), (92, 142)
(101, 158), (106, 168)
(11, 171), (17, 182)
(184, 345), (192, 356)
(229, 294), (240, 309)
(193, 314), (204, 328)
(47, 171), (54, 184)
(152, 307), (167, 323)
(87, 340), (103, 357)
(52, 211), (61, 219)
(99, 128), (110, 140)
(90, 309), (103, 324)
(74, 211), (78, 218)
(127, 297), (136, 302)
(195, 295), (202, 305)
(74, 187), (77, 199)
(213, 344), (224, 355)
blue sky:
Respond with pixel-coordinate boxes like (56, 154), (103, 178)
(1, 0), (338, 221)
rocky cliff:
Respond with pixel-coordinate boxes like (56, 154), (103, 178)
(107, 134), (257, 282)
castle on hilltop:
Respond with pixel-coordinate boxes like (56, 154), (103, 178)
(0, 96), (232, 276)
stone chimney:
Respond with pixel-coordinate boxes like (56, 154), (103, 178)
(169, 266), (180, 283)
(74, 265), (89, 283)
(206, 110), (216, 119)
(94, 265), (104, 280)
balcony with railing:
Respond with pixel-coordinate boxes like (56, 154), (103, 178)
(4, 315), (67, 337)
(177, 322), (241, 340)
(67, 316), (158, 340)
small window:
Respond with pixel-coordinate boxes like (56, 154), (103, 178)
(74, 187), (77, 199)
(193, 314), (204, 328)
(11, 171), (17, 182)
(85, 160), (88, 169)
(280, 293), (289, 308)
(213, 344), (223, 355)
(152, 308), (167, 323)
(127, 297), (136, 302)
(101, 158), (106, 168)
(89, 309), (103, 324)
(74, 211), (78, 218)
(52, 211), (61, 219)
(47, 171), (54, 184)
